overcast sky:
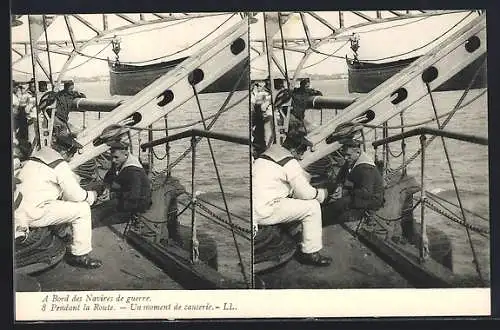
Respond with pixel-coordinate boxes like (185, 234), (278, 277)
(11, 11), (478, 81)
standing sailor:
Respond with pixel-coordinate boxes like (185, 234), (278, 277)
(14, 135), (102, 269)
(53, 80), (86, 137)
(290, 78), (322, 134)
(253, 131), (332, 266)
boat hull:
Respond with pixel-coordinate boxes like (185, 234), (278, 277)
(109, 58), (249, 96)
(347, 53), (487, 93)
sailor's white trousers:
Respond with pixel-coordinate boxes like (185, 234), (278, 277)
(28, 200), (92, 256)
(257, 198), (322, 254)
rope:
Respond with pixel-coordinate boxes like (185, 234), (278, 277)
(151, 145), (168, 160)
(372, 200), (421, 222)
(302, 41), (349, 69)
(191, 83), (250, 287)
(76, 14), (237, 65)
(387, 143), (403, 158)
(363, 89), (486, 130)
(42, 15), (54, 87)
(149, 60), (249, 185)
(355, 16), (430, 34)
(425, 80), (484, 284)
(425, 193), (486, 230)
(109, 94), (247, 133)
(382, 57), (486, 185)
(278, 13), (291, 90)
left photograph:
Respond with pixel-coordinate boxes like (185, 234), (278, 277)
(12, 13), (252, 291)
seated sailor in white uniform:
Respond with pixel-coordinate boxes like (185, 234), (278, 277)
(14, 135), (102, 269)
(252, 131), (332, 266)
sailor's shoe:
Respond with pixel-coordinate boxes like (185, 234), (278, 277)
(67, 253), (102, 269)
(296, 251), (332, 267)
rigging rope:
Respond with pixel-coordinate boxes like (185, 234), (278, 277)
(348, 11), (474, 62)
(72, 13), (237, 65)
(303, 12), (473, 62)
(381, 56), (486, 185)
(109, 94), (247, 133)
(191, 83), (250, 286)
(362, 89), (486, 130)
(149, 60), (249, 185)
(425, 80), (484, 285)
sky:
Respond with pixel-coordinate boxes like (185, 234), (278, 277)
(10, 11), (478, 82)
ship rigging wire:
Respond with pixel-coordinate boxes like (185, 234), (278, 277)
(72, 13), (237, 65)
(345, 11), (475, 62)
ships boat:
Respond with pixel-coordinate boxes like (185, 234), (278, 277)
(345, 10), (487, 93)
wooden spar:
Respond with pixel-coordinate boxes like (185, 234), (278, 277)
(102, 14), (108, 30)
(115, 14), (137, 24)
(73, 14), (102, 35)
(352, 11), (377, 22)
(300, 14), (486, 168)
(68, 18), (248, 169)
(263, 12), (280, 144)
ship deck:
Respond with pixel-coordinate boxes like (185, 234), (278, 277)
(29, 205), (183, 291)
(256, 222), (411, 289)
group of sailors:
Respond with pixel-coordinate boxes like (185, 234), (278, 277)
(252, 78), (384, 267)
(251, 78), (323, 155)
(12, 79), (85, 164)
(13, 79), (152, 271)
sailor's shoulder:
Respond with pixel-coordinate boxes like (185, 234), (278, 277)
(32, 147), (64, 160)
(262, 144), (293, 159)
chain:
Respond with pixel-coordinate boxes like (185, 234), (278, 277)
(195, 201), (252, 238)
(422, 198), (489, 236)
(178, 198), (251, 239)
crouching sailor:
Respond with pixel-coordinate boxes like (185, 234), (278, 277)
(253, 132), (332, 266)
(324, 138), (385, 222)
(103, 141), (152, 214)
(14, 135), (102, 269)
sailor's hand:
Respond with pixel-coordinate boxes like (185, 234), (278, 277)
(95, 188), (110, 205)
(330, 186), (343, 200)
(85, 190), (98, 206)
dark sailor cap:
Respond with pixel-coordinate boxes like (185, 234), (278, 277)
(339, 138), (362, 148)
(55, 135), (83, 150)
(108, 140), (129, 151)
(283, 129), (313, 150)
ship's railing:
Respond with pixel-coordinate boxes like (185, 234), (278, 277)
(141, 129), (251, 285)
(372, 127), (488, 147)
(372, 126), (488, 283)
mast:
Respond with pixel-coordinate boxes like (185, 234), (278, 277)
(27, 15), (44, 150)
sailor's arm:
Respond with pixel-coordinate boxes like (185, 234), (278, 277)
(103, 167), (121, 191)
(284, 160), (327, 203)
(56, 161), (97, 205)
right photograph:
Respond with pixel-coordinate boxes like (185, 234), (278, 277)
(250, 10), (489, 289)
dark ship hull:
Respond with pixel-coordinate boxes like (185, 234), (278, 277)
(108, 57), (249, 96)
